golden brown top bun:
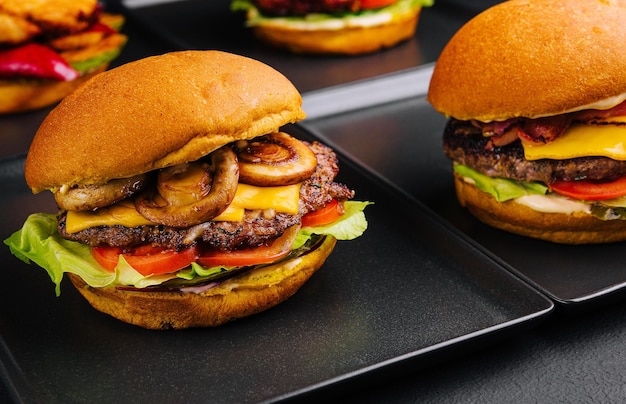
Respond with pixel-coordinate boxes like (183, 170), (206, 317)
(25, 50), (306, 193)
(69, 235), (336, 330)
(428, 0), (626, 122)
(454, 174), (626, 244)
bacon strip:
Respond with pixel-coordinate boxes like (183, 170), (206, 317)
(517, 114), (572, 145)
(472, 99), (626, 149)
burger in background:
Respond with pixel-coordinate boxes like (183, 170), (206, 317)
(231, 0), (433, 55)
(0, 0), (127, 114)
(428, 0), (626, 244)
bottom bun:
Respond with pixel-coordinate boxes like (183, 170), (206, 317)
(454, 173), (626, 244)
(69, 236), (337, 330)
(0, 65), (107, 114)
(252, 6), (422, 55)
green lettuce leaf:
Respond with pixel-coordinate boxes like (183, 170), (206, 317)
(4, 213), (114, 296)
(293, 200), (372, 249)
(115, 255), (179, 288)
(70, 48), (124, 74)
(179, 262), (230, 280)
(454, 164), (548, 202)
(454, 164), (626, 221)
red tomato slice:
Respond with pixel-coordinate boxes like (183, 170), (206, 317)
(301, 199), (342, 227)
(92, 245), (198, 276)
(550, 176), (626, 201)
(197, 225), (300, 267)
(92, 224), (302, 274)
(360, 0), (397, 9)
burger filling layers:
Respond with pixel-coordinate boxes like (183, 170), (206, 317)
(5, 133), (370, 295)
(444, 99), (626, 220)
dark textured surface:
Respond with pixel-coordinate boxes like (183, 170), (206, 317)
(338, 299), (626, 403)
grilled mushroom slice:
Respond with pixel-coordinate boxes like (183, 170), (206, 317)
(54, 174), (149, 211)
(233, 132), (318, 186)
(134, 146), (239, 228)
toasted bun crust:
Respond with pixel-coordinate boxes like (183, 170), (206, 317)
(25, 51), (306, 193)
(454, 174), (626, 244)
(252, 6), (421, 55)
(0, 65), (107, 114)
(68, 236), (336, 330)
(428, 0), (626, 122)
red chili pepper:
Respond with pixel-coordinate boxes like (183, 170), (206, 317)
(0, 43), (79, 81)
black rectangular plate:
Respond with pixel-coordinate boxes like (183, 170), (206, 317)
(0, 126), (551, 403)
(303, 68), (626, 308)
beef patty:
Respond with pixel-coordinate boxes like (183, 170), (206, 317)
(443, 118), (626, 183)
(58, 141), (354, 251)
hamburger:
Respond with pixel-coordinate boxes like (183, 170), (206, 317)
(4, 50), (369, 329)
(0, 0), (127, 114)
(231, 0), (433, 55)
(428, 0), (626, 244)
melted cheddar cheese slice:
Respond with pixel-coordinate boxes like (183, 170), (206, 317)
(65, 183), (301, 233)
(523, 116), (626, 160)
(66, 200), (154, 233)
(212, 183), (301, 222)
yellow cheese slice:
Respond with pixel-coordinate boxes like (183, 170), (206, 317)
(65, 183), (301, 233)
(523, 116), (626, 160)
(212, 183), (301, 222)
(66, 200), (155, 233)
